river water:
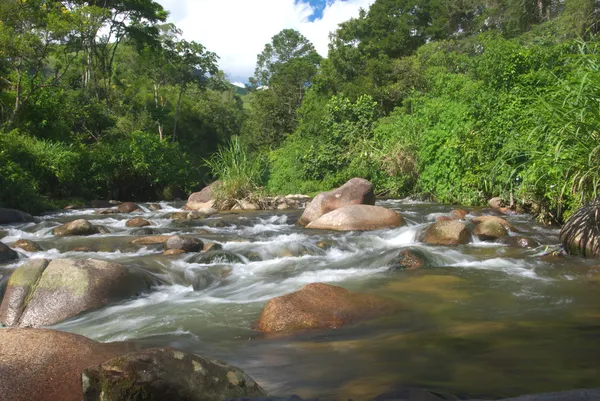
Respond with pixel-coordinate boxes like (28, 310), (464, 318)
(1, 200), (600, 400)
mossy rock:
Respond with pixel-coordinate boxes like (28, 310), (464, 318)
(82, 348), (268, 401)
(0, 258), (152, 327)
(188, 250), (245, 265)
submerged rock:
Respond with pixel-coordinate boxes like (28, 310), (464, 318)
(53, 219), (99, 237)
(499, 236), (540, 248)
(147, 203), (162, 211)
(12, 239), (42, 252)
(451, 209), (469, 220)
(130, 227), (159, 236)
(0, 328), (138, 401)
(82, 348), (268, 401)
(0, 208), (34, 224)
(163, 249), (186, 256)
(298, 178), (376, 226)
(394, 248), (428, 270)
(474, 219), (508, 241)
(131, 235), (171, 245)
(0, 258), (151, 327)
(125, 217), (151, 227)
(560, 201), (600, 259)
(117, 202), (142, 213)
(422, 220), (471, 245)
(203, 242), (223, 252)
(306, 205), (405, 231)
(0, 242), (19, 263)
(165, 235), (204, 253)
(257, 283), (393, 333)
(189, 250), (245, 265)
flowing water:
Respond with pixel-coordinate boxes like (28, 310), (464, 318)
(1, 200), (600, 400)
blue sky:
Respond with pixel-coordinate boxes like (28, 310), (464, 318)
(156, 0), (374, 84)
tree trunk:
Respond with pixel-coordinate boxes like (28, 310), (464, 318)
(173, 86), (184, 142)
(153, 83), (163, 140)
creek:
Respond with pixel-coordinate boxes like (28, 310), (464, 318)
(1, 199), (600, 400)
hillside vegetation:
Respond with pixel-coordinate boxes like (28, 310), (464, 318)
(1, 0), (599, 223)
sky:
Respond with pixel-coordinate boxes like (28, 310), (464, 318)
(156, 0), (374, 86)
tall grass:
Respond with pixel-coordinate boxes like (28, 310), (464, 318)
(508, 41), (600, 221)
(204, 136), (266, 205)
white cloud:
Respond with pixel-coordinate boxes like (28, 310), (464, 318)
(231, 81), (245, 88)
(156, 0), (374, 83)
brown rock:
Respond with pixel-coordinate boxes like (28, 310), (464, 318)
(0, 258), (151, 327)
(436, 216), (453, 222)
(306, 205), (405, 232)
(125, 217), (151, 228)
(423, 220), (471, 245)
(232, 199), (260, 211)
(451, 209), (469, 219)
(471, 215), (514, 231)
(298, 178), (375, 226)
(185, 182), (219, 211)
(0, 328), (138, 401)
(53, 219), (99, 237)
(474, 219), (508, 241)
(316, 240), (333, 250)
(162, 249), (186, 256)
(82, 348), (267, 401)
(488, 197), (505, 209)
(257, 283), (393, 333)
(12, 239), (42, 252)
(117, 202), (141, 213)
(130, 235), (171, 245)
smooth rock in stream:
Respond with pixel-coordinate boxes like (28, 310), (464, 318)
(125, 217), (151, 227)
(0, 208), (34, 224)
(560, 200), (600, 259)
(488, 197), (506, 209)
(82, 348), (268, 401)
(12, 239), (42, 252)
(306, 205), (405, 231)
(185, 182), (219, 211)
(0, 241), (19, 263)
(499, 236), (540, 248)
(117, 202), (142, 213)
(165, 235), (204, 253)
(0, 258), (152, 327)
(451, 209), (469, 220)
(53, 219), (100, 237)
(471, 215), (513, 231)
(0, 328), (139, 401)
(298, 178), (376, 226)
(474, 219), (508, 241)
(131, 235), (171, 245)
(163, 249), (186, 256)
(257, 283), (393, 333)
(422, 220), (471, 245)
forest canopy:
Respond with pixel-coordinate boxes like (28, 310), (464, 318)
(1, 0), (599, 223)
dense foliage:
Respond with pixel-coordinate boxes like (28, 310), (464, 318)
(2, 0), (599, 223)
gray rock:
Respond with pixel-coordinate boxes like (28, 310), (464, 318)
(0, 208), (33, 224)
(165, 235), (204, 253)
(0, 242), (19, 263)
